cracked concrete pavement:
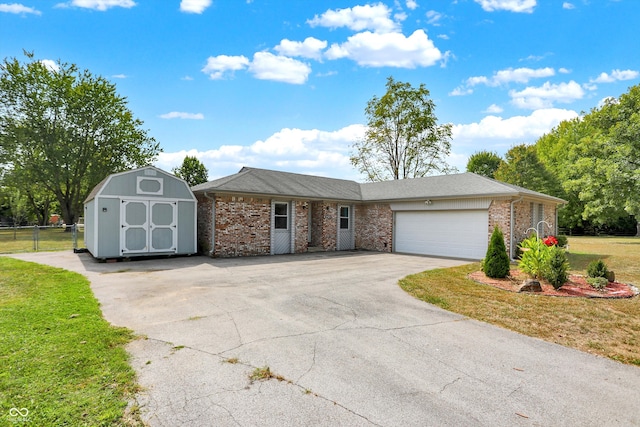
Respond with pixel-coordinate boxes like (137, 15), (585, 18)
(9, 251), (640, 426)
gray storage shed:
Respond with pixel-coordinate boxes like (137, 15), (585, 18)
(84, 166), (197, 259)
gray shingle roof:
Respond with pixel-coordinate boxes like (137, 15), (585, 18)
(191, 167), (362, 201)
(191, 167), (565, 204)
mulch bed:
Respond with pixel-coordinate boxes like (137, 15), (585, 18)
(468, 269), (639, 298)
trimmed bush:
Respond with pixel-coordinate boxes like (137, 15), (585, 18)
(544, 245), (569, 289)
(587, 260), (609, 278)
(483, 226), (510, 278)
(556, 235), (568, 247)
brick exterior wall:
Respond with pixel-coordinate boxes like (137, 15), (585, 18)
(196, 194), (213, 254)
(214, 195), (272, 257)
(490, 198), (558, 258)
(488, 199), (512, 255)
(355, 204), (393, 252)
(197, 192), (558, 259)
(319, 202), (337, 251)
(294, 200), (309, 253)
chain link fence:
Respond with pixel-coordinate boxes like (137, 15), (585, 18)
(0, 224), (83, 254)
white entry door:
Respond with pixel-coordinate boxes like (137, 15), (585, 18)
(272, 201), (292, 255)
(337, 205), (354, 251)
(121, 199), (177, 255)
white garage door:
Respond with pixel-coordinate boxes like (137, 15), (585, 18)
(394, 210), (488, 259)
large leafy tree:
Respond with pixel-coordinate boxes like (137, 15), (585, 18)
(564, 86), (640, 235)
(466, 150), (504, 178)
(172, 155), (209, 187)
(0, 53), (161, 224)
(494, 144), (564, 198)
(351, 76), (454, 181)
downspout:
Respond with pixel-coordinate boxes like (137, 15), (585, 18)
(510, 196), (524, 261)
(204, 192), (215, 256)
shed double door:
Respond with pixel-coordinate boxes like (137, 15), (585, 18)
(120, 199), (177, 255)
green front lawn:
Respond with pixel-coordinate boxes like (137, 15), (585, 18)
(400, 236), (640, 366)
(0, 257), (141, 426)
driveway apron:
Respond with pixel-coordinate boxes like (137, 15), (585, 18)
(9, 251), (640, 426)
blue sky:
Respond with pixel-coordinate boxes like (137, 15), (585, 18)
(2, 0), (639, 181)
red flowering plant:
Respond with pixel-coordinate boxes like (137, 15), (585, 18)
(543, 235), (558, 246)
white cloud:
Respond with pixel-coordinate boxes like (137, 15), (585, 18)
(484, 104), (504, 114)
(452, 108), (578, 141)
(406, 0), (418, 10)
(591, 69), (639, 83)
(248, 52), (311, 84)
(449, 86), (473, 96)
(181, 75), (194, 81)
(55, 0), (136, 11)
(425, 10), (443, 25)
(180, 0), (211, 14)
(307, 3), (398, 33)
(40, 59), (60, 72)
(325, 29), (443, 68)
(467, 67), (555, 87)
(154, 124), (366, 180)
(274, 37), (327, 60)
(159, 112), (204, 120)
(111, 73), (127, 79)
(437, 34), (449, 40)
(201, 55), (250, 79)
(0, 3), (41, 14)
(510, 80), (585, 109)
(562, 2), (575, 10)
(474, 0), (536, 13)
(558, 67), (570, 74)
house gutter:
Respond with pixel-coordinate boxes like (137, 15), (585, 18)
(203, 192), (215, 256)
(510, 196), (524, 260)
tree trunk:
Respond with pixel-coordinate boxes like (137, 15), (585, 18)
(636, 220), (640, 237)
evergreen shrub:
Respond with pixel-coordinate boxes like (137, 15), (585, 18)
(483, 227), (510, 278)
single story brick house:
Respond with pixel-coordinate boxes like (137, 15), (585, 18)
(192, 167), (565, 260)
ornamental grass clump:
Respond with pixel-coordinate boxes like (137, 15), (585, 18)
(518, 235), (549, 279)
(482, 226), (510, 278)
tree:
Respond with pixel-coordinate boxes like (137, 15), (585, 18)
(494, 144), (564, 198)
(172, 156), (209, 187)
(351, 76), (454, 181)
(0, 52), (161, 225)
(466, 150), (504, 178)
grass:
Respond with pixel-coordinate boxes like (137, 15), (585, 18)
(399, 236), (640, 366)
(0, 227), (84, 254)
(0, 257), (142, 426)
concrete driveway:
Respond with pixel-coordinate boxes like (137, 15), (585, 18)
(10, 251), (640, 426)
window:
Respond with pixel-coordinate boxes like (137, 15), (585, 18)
(274, 203), (288, 229)
(530, 202), (544, 234)
(339, 206), (350, 229)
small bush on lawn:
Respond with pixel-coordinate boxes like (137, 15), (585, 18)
(587, 277), (608, 290)
(482, 226), (510, 278)
(587, 259), (609, 278)
(545, 245), (569, 289)
(555, 235), (568, 247)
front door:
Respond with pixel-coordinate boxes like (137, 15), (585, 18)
(337, 205), (354, 250)
(121, 199), (177, 255)
(272, 201), (292, 254)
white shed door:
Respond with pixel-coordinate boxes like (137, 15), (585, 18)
(394, 210), (488, 259)
(121, 199), (177, 255)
